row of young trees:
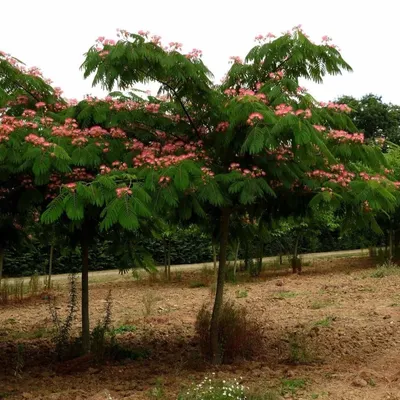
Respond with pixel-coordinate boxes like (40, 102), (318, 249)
(1, 26), (399, 363)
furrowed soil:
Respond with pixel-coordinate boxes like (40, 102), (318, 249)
(1, 257), (400, 400)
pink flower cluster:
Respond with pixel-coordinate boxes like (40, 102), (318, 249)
(247, 112), (263, 125)
(132, 139), (205, 169)
(116, 187), (132, 197)
(216, 122), (229, 132)
(254, 33), (276, 42)
(229, 56), (243, 64)
(267, 145), (293, 161)
(224, 87), (268, 104)
(313, 125), (326, 132)
(269, 71), (284, 80)
(229, 163), (266, 178)
(320, 102), (352, 113)
(25, 133), (53, 150)
(275, 104), (293, 116)
(327, 130), (364, 144)
(295, 108), (312, 118)
(308, 164), (355, 187)
(185, 48), (203, 59)
(22, 110), (37, 118)
(158, 176), (172, 186)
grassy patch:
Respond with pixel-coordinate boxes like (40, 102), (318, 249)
(370, 260), (400, 278)
(236, 289), (248, 298)
(280, 378), (307, 396)
(275, 291), (297, 299)
(112, 325), (137, 335)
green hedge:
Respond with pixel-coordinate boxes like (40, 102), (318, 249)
(3, 226), (382, 277)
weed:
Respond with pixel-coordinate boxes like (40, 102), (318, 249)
(313, 316), (334, 327)
(13, 344), (24, 378)
(275, 291), (297, 299)
(28, 272), (39, 297)
(280, 378), (307, 396)
(287, 331), (315, 364)
(368, 378), (376, 387)
(195, 301), (264, 363)
(189, 281), (207, 288)
(148, 378), (165, 399)
(209, 282), (216, 300)
(200, 266), (215, 286)
(173, 271), (183, 282)
(0, 278), (9, 304)
(311, 393), (328, 399)
(112, 325), (137, 335)
(91, 289), (113, 362)
(142, 292), (159, 317)
(49, 274), (78, 361)
(310, 300), (333, 310)
(235, 289), (248, 298)
(132, 270), (141, 281)
(370, 260), (400, 278)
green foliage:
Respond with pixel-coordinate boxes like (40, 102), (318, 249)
(280, 378), (307, 396)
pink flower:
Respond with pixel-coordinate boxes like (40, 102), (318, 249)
(247, 112), (263, 125)
(216, 122), (229, 132)
(35, 102), (46, 108)
(229, 56), (243, 64)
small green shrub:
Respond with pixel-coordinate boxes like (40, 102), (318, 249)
(235, 289), (248, 298)
(195, 301), (264, 363)
(287, 331), (314, 364)
(280, 378), (307, 396)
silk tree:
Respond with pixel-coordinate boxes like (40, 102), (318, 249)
(42, 27), (399, 363)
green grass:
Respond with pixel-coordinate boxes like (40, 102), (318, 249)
(280, 378), (307, 395)
(112, 325), (137, 335)
(275, 291), (297, 299)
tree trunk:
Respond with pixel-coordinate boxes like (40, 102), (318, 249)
(167, 240), (171, 281)
(292, 233), (301, 274)
(47, 244), (54, 289)
(233, 240), (240, 279)
(210, 208), (230, 364)
(81, 224), (90, 354)
(212, 243), (217, 273)
(0, 247), (4, 282)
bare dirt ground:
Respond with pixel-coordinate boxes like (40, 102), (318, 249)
(1, 256), (400, 400)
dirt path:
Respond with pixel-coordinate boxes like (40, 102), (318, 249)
(11, 248), (369, 285)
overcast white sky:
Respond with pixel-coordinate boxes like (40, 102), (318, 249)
(1, 0), (399, 103)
